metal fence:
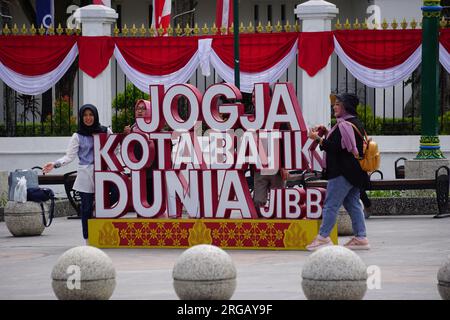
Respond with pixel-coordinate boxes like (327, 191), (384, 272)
(1, 19), (449, 137)
(0, 62), (81, 137)
(331, 58), (450, 136)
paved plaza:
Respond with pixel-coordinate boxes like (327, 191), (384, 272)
(0, 215), (449, 300)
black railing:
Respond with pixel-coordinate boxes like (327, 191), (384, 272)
(0, 64), (80, 137)
(332, 53), (450, 135)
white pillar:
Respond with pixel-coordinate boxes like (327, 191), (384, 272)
(295, 0), (338, 129)
(74, 5), (117, 128)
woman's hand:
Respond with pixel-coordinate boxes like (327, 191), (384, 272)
(308, 129), (320, 141)
(123, 125), (131, 134)
(313, 125), (328, 135)
(42, 162), (54, 174)
(280, 168), (289, 181)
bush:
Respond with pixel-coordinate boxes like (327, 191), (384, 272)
(440, 111), (450, 135)
(0, 96), (77, 136)
(367, 190), (403, 197)
(112, 83), (149, 133)
(42, 96), (77, 136)
(0, 191), (7, 207)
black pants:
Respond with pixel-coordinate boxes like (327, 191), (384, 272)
(80, 192), (94, 239)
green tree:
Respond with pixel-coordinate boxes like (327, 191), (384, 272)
(112, 83), (149, 132)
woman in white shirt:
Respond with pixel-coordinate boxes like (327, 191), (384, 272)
(43, 104), (110, 242)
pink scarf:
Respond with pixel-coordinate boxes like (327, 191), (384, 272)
(322, 113), (358, 168)
(132, 99), (151, 135)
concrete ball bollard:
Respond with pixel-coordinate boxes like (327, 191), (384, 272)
(51, 246), (116, 300)
(302, 246), (367, 300)
(172, 244), (237, 300)
(437, 256), (450, 300)
(337, 207), (353, 236)
(4, 201), (46, 236)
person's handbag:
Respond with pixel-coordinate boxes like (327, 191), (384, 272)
(26, 187), (55, 227)
(8, 169), (39, 201)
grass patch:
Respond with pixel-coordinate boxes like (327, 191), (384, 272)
(367, 190), (437, 198)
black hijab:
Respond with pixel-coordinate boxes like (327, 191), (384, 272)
(77, 104), (107, 136)
(334, 93), (359, 116)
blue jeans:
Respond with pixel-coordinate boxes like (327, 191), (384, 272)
(319, 175), (367, 238)
(80, 192), (94, 239)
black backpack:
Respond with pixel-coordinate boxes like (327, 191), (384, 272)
(26, 187), (55, 227)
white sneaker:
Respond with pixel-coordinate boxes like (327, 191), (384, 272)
(306, 236), (333, 251)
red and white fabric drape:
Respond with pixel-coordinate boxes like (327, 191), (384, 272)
(0, 34), (297, 94)
(440, 29), (450, 74)
(113, 36), (201, 92)
(298, 29), (450, 88)
(0, 36), (78, 95)
(333, 30), (422, 88)
(209, 33), (298, 92)
(113, 33), (297, 93)
(298, 32), (334, 77)
(1, 30), (450, 95)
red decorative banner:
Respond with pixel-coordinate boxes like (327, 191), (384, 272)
(89, 218), (338, 250)
(333, 29), (422, 69)
(0, 35), (77, 76)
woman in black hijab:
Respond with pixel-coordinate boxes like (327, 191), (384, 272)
(77, 104), (107, 136)
(43, 104), (110, 244)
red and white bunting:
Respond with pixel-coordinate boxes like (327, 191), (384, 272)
(334, 39), (421, 88)
(333, 30), (423, 88)
(0, 36), (78, 95)
(0, 30), (449, 95)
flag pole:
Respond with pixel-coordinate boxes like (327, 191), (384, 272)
(416, 0), (444, 159)
(233, 0), (240, 89)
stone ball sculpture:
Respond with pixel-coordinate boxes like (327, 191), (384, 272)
(437, 256), (450, 300)
(173, 244), (237, 300)
(302, 245), (367, 300)
(4, 201), (46, 236)
(51, 246), (116, 300)
(337, 207), (353, 236)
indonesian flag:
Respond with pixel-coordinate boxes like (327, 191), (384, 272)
(92, 0), (111, 6)
(216, 0), (233, 34)
(152, 0), (172, 35)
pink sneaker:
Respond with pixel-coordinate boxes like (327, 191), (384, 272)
(306, 236), (332, 251)
(344, 237), (370, 250)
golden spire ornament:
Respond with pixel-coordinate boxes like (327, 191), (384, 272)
(202, 23), (209, 35)
(21, 24), (28, 35)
